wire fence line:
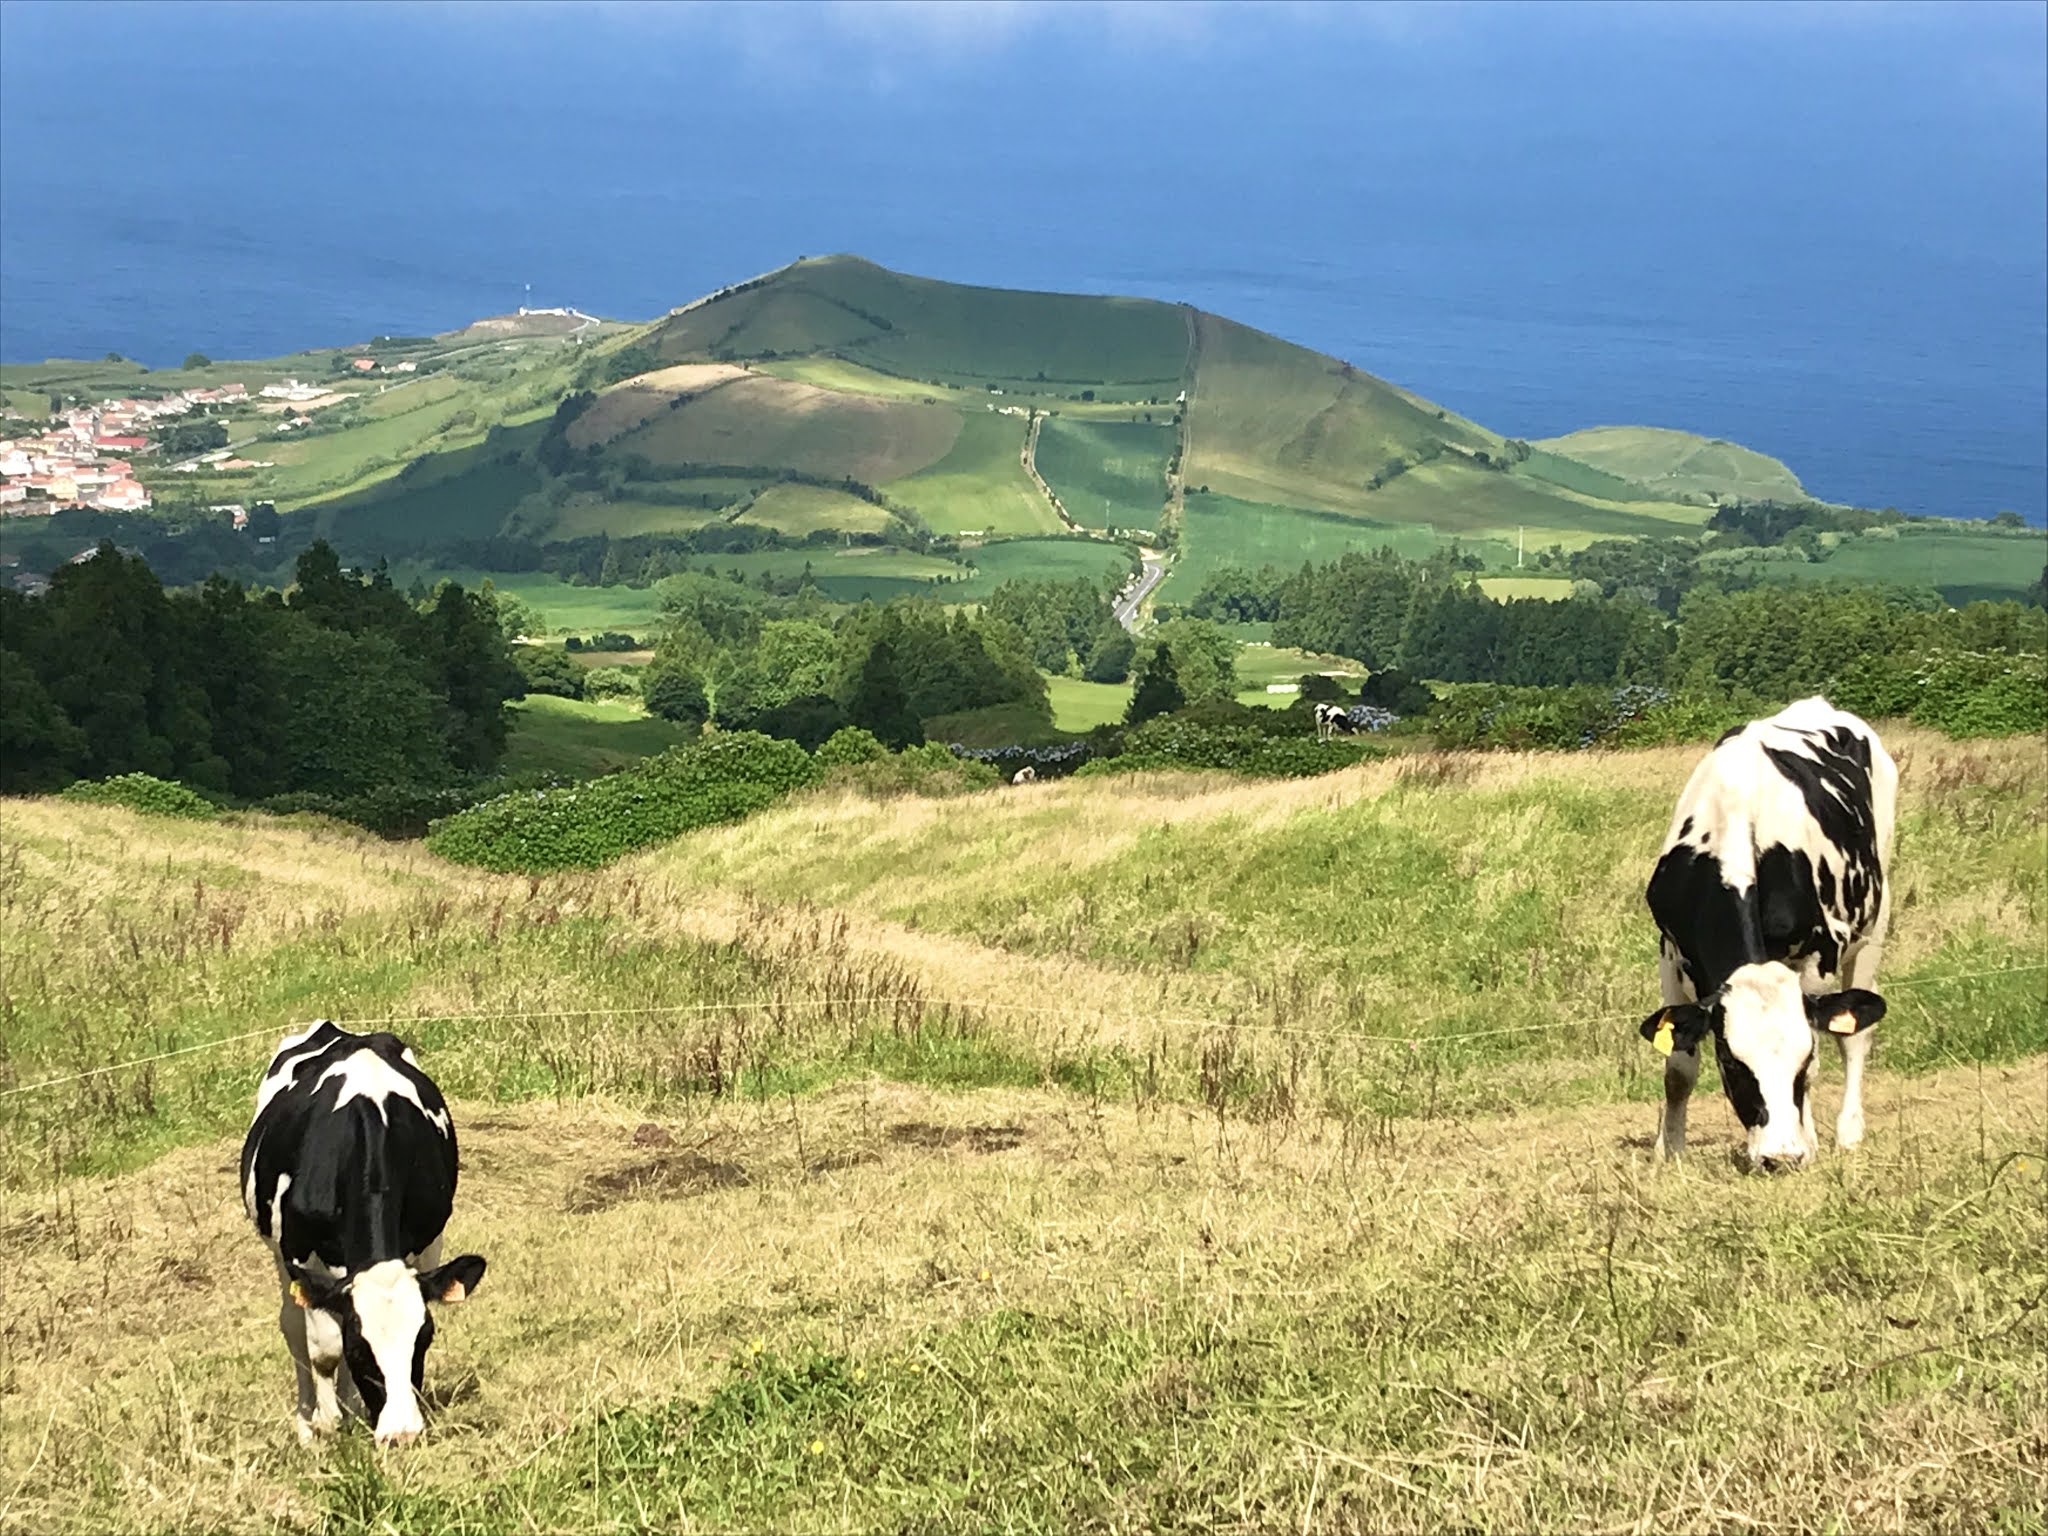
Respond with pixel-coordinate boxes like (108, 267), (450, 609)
(2, 963), (2041, 1104)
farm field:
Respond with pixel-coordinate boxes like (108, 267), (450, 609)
(405, 569), (672, 639)
(1234, 641), (1367, 689)
(498, 694), (697, 779)
(614, 374), (962, 485)
(1166, 492), (1517, 601)
(1044, 674), (1131, 730)
(1033, 417), (1175, 531)
(883, 410), (1058, 536)
(1478, 575), (1577, 600)
(1, 729), (2041, 1532)
(1753, 526), (2047, 605)
(953, 536), (1136, 601)
(1535, 425), (1807, 503)
(737, 483), (897, 537)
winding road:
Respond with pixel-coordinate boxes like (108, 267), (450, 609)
(1114, 550), (1166, 631)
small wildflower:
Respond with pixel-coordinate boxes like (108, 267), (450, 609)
(809, 1438), (825, 1456)
(748, 1336), (765, 1356)
(977, 1268), (992, 1284)
(853, 1366), (867, 1383)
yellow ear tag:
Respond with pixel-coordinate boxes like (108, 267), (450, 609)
(1827, 1011), (1858, 1035)
(442, 1280), (467, 1304)
(1651, 1016), (1675, 1056)
(289, 1280), (310, 1309)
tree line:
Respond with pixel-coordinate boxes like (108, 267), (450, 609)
(1, 542), (523, 798)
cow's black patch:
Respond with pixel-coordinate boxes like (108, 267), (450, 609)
(1646, 844), (1763, 997)
(1714, 1036), (1768, 1130)
(242, 1027), (457, 1274)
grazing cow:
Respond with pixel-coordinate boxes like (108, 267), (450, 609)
(1011, 766), (1037, 784)
(241, 1021), (485, 1445)
(1314, 702), (1358, 742)
(1640, 698), (1896, 1170)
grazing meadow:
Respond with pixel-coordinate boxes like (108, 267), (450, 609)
(1, 726), (2042, 1533)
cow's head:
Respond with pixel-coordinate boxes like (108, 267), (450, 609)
(1641, 962), (1884, 1171)
(291, 1253), (486, 1445)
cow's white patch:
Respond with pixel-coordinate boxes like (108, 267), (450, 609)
(1717, 964), (1814, 1168)
(267, 1171), (292, 1244)
(351, 1259), (428, 1441)
(253, 1021), (338, 1120)
(317, 1050), (450, 1135)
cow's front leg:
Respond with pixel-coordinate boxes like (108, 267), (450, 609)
(1658, 1046), (1700, 1160)
(294, 1300), (347, 1442)
(1834, 1025), (1875, 1150)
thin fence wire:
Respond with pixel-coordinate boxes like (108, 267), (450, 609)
(1, 963), (2040, 1103)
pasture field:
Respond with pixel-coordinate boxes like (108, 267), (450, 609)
(313, 458), (540, 553)
(953, 536), (1137, 601)
(1754, 525), (2046, 605)
(1033, 417), (1175, 531)
(544, 495), (738, 541)
(678, 546), (970, 604)
(1234, 642), (1367, 689)
(1360, 459), (1710, 541)
(1045, 674), (1132, 730)
(883, 411), (1060, 537)
(1535, 425), (1807, 503)
(1478, 575), (1578, 600)
(737, 483), (897, 537)
(1166, 492), (1517, 601)
(404, 570), (671, 639)
(498, 694), (697, 779)
(615, 374), (962, 486)
(0, 729), (2042, 1533)
(659, 256), (1190, 396)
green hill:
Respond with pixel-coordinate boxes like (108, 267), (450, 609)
(6, 256), (1852, 606)
(1535, 425), (1807, 503)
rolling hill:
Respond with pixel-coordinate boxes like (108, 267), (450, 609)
(8, 255), (1859, 608)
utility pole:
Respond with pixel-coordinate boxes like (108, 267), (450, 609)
(1517, 526), (1524, 569)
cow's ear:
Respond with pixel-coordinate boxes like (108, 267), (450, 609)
(289, 1272), (347, 1313)
(1640, 1003), (1711, 1055)
(421, 1254), (486, 1305)
(1808, 989), (1885, 1036)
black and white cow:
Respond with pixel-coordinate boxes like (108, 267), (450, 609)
(1641, 697), (1896, 1170)
(1314, 702), (1358, 742)
(241, 1021), (485, 1445)
(1011, 766), (1037, 785)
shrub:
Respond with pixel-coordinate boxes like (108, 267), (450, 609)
(813, 726), (888, 767)
(582, 666), (642, 701)
(1902, 649), (2047, 738)
(826, 743), (1000, 799)
(1075, 717), (1376, 780)
(59, 773), (217, 819)
(644, 667), (709, 726)
(425, 732), (816, 872)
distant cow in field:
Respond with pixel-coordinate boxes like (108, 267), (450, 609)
(241, 1021), (486, 1445)
(1640, 698), (1896, 1171)
(1314, 702), (1358, 742)
(1011, 766), (1036, 785)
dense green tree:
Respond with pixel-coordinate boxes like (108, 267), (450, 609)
(1126, 646), (1185, 725)
(1148, 618), (1238, 702)
(183, 352), (212, 371)
(643, 666), (708, 725)
(515, 647), (584, 699)
(1085, 625), (1135, 683)
(847, 637), (923, 749)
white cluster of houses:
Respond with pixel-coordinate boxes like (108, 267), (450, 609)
(0, 382), (250, 516)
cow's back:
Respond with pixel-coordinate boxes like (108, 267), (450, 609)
(1649, 699), (1895, 995)
(242, 1024), (458, 1272)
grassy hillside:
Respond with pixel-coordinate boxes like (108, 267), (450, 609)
(1746, 523), (2047, 606)
(1536, 425), (1807, 503)
(1, 730), (2041, 1532)
(1034, 417), (1175, 530)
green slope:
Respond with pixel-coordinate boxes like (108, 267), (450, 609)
(1535, 426), (1806, 503)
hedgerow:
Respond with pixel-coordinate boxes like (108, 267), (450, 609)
(1074, 719), (1378, 780)
(425, 733), (816, 872)
(58, 773), (219, 820)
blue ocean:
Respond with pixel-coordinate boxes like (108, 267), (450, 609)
(3, 2), (2043, 523)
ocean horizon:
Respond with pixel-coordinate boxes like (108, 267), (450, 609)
(2, 3), (2042, 524)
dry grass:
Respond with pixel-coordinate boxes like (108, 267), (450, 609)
(3, 1064), (2042, 1533)
(1, 730), (2042, 1531)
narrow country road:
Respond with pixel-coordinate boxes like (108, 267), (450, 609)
(1114, 550), (1166, 631)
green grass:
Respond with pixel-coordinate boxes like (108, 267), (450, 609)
(1045, 674), (1133, 730)
(1033, 417), (1175, 531)
(884, 410), (1059, 536)
(403, 570), (671, 639)
(616, 374), (962, 485)
(738, 484), (896, 537)
(1754, 525), (2047, 604)
(922, 700), (1069, 747)
(1535, 425), (1807, 502)
(660, 256), (1190, 393)
(1234, 642), (1365, 688)
(951, 537), (1137, 602)
(315, 457), (540, 553)
(1363, 459), (1710, 539)
(1165, 491), (1516, 602)
(1, 729), (2042, 1532)
(545, 496), (740, 540)
(499, 693), (698, 778)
